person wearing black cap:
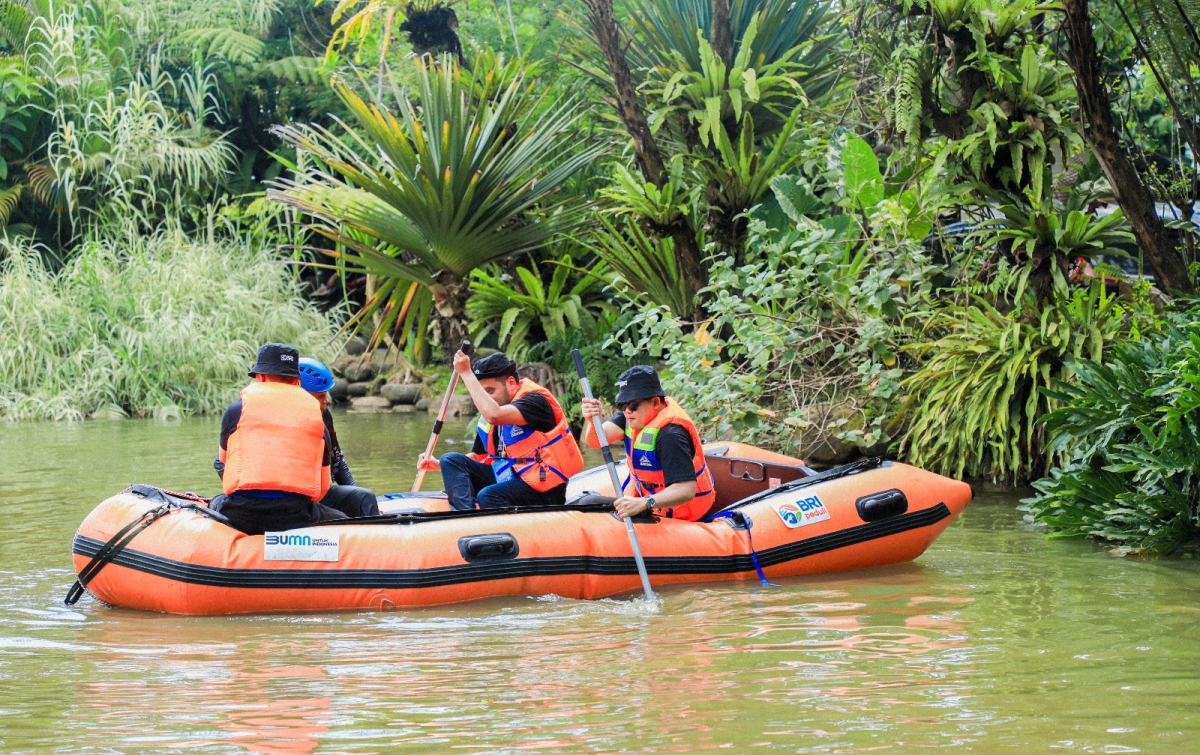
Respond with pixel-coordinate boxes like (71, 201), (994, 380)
(210, 343), (349, 535)
(581, 365), (717, 521)
(416, 349), (584, 509)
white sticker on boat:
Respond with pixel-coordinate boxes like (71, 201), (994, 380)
(775, 494), (831, 528)
(264, 530), (340, 561)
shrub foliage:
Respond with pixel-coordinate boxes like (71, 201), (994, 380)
(1022, 304), (1200, 551)
(0, 224), (340, 420)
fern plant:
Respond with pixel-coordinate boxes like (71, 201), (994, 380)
(654, 16), (807, 146)
(590, 216), (699, 320)
(974, 173), (1136, 303)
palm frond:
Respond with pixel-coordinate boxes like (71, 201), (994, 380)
(271, 52), (600, 297)
(0, 183), (21, 225)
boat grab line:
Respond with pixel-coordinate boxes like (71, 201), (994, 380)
(71, 504), (951, 590)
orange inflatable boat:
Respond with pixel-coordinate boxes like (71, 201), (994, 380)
(68, 443), (971, 614)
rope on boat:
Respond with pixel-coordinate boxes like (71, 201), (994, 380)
(65, 501), (173, 605)
(708, 510), (779, 587)
(305, 501), (623, 527)
(64, 485), (229, 606)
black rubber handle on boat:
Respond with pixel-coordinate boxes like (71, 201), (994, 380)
(65, 503), (173, 605)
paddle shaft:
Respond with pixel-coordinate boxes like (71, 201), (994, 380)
(412, 340), (473, 493)
(571, 349), (654, 600)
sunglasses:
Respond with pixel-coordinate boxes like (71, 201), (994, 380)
(617, 400), (646, 413)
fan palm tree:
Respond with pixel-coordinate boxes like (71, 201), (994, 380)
(269, 54), (601, 352)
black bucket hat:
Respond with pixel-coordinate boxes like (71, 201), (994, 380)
(472, 352), (518, 380)
(249, 343), (301, 378)
(615, 365), (666, 405)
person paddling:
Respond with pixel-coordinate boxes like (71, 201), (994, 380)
(298, 357), (380, 519)
(416, 351), (584, 509)
(210, 343), (346, 534)
(581, 365), (716, 521)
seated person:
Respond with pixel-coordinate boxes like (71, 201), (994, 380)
(298, 357), (380, 519)
(581, 365), (716, 521)
(210, 343), (346, 535)
(417, 351), (584, 509)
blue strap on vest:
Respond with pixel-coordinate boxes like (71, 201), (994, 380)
(709, 510), (778, 587)
(506, 429), (572, 484)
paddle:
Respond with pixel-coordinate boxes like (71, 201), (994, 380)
(412, 340), (473, 493)
(572, 349), (655, 600)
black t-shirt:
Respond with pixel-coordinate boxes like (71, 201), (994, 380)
(609, 414), (697, 487)
(471, 393), (558, 455)
(214, 399), (332, 478)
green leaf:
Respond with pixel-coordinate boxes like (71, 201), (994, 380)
(842, 135), (883, 211)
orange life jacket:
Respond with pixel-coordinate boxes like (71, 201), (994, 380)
(221, 381), (330, 500)
(623, 398), (715, 521)
(476, 378), (584, 492)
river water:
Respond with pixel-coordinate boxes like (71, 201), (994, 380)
(1, 413), (1198, 753)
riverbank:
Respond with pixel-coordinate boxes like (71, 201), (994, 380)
(3, 414), (1199, 752)
(0, 226), (342, 421)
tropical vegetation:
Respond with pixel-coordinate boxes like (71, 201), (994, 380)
(0, 218), (340, 420)
(1022, 301), (1200, 553)
(8, 0), (1200, 552)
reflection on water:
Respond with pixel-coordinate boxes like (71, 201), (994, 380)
(2, 414), (1199, 752)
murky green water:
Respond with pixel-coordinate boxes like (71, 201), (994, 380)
(2, 414), (1199, 753)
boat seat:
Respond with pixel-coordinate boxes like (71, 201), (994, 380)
(703, 454), (811, 518)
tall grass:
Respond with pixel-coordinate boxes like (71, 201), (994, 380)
(0, 225), (341, 421)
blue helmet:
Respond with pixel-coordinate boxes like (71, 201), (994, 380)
(298, 357), (335, 394)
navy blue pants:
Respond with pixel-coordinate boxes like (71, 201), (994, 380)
(439, 452), (567, 510)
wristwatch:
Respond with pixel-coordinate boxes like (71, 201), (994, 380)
(645, 497), (657, 511)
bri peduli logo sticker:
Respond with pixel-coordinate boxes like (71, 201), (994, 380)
(774, 494), (831, 528)
(264, 529), (340, 561)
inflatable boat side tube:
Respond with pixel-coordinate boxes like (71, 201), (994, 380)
(70, 503), (951, 590)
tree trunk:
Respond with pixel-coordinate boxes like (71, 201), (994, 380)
(431, 273), (469, 360)
(1061, 0), (1193, 293)
(582, 0), (708, 316)
(581, 0), (666, 187)
(711, 0), (733, 70)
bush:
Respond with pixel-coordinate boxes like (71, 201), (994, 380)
(1021, 303), (1200, 552)
(0, 226), (341, 420)
(896, 282), (1129, 483)
(613, 216), (932, 457)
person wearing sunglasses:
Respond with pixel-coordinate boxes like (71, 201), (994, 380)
(581, 365), (716, 521)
